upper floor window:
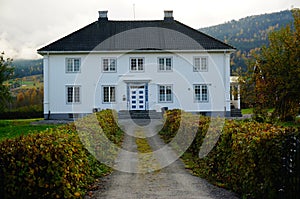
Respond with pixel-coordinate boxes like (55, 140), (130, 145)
(66, 86), (81, 104)
(158, 85), (173, 103)
(66, 58), (80, 73)
(130, 58), (144, 72)
(102, 58), (117, 72)
(194, 84), (208, 102)
(193, 57), (208, 72)
(158, 57), (172, 71)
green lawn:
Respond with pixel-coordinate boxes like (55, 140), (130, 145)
(0, 119), (61, 141)
(241, 108), (253, 115)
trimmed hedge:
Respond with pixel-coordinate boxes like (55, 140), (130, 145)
(0, 110), (123, 199)
(160, 110), (300, 199)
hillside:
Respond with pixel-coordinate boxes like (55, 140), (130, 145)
(199, 10), (294, 73)
(12, 59), (43, 78)
(9, 10), (295, 76)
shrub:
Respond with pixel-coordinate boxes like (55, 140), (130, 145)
(0, 110), (123, 198)
(160, 110), (300, 199)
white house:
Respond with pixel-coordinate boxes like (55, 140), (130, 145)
(38, 10), (235, 120)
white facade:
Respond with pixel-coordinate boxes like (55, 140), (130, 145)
(43, 50), (232, 119)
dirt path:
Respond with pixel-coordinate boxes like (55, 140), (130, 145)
(86, 119), (239, 199)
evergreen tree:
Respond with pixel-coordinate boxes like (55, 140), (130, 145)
(0, 52), (14, 111)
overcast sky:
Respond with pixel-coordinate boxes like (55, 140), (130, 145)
(1, 0), (299, 60)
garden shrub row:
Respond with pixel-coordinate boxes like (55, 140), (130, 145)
(0, 110), (123, 199)
(159, 110), (300, 199)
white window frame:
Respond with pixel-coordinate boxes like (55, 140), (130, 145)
(102, 86), (116, 103)
(66, 85), (81, 104)
(158, 57), (173, 72)
(158, 85), (173, 103)
(66, 58), (81, 73)
(193, 57), (208, 72)
(194, 84), (209, 102)
(130, 57), (145, 72)
(102, 58), (117, 72)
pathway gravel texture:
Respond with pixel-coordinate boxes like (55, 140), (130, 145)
(85, 118), (239, 199)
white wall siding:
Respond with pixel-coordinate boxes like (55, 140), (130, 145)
(45, 51), (231, 116)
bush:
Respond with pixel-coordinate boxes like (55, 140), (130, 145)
(0, 110), (123, 198)
(160, 110), (300, 199)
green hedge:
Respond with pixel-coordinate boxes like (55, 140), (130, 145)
(0, 110), (123, 198)
(160, 110), (300, 199)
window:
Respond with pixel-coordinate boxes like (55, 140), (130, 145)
(193, 57), (208, 72)
(158, 85), (172, 102)
(130, 58), (144, 71)
(102, 58), (116, 72)
(66, 58), (80, 73)
(103, 86), (116, 103)
(66, 86), (80, 103)
(194, 84), (208, 102)
(158, 57), (172, 71)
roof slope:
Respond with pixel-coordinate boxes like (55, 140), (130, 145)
(38, 20), (235, 53)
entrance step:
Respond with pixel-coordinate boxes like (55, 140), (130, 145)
(118, 110), (163, 119)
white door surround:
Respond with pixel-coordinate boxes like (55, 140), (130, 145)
(129, 84), (146, 110)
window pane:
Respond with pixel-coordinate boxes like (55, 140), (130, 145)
(67, 59), (73, 72)
(110, 59), (116, 71)
(103, 87), (109, 102)
(194, 85), (201, 101)
(166, 86), (172, 101)
(202, 85), (208, 101)
(110, 87), (116, 102)
(74, 59), (80, 72)
(194, 58), (200, 71)
(166, 58), (172, 70)
(159, 58), (164, 70)
(103, 59), (109, 71)
(74, 87), (80, 102)
(201, 58), (207, 71)
(131, 59), (137, 70)
(138, 59), (143, 70)
(67, 87), (73, 103)
(159, 86), (165, 102)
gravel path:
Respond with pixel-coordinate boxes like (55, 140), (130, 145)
(86, 119), (239, 199)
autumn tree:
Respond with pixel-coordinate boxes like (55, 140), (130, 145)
(240, 9), (300, 121)
(0, 52), (14, 111)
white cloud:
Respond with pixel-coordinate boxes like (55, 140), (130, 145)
(0, 0), (299, 59)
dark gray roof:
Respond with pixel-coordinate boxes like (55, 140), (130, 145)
(38, 20), (235, 53)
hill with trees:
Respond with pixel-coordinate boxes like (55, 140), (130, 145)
(12, 59), (43, 78)
(199, 10), (294, 73)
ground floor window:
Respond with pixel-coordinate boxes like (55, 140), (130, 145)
(66, 86), (80, 103)
(194, 84), (208, 102)
(103, 86), (116, 103)
(158, 85), (172, 102)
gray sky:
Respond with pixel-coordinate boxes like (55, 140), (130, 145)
(0, 0), (299, 60)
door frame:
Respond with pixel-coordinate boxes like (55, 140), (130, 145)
(126, 82), (149, 110)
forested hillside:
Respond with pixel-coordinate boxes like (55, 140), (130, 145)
(200, 10), (294, 73)
(12, 59), (43, 78)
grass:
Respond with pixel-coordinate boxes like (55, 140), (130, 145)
(0, 118), (61, 142)
(241, 108), (253, 115)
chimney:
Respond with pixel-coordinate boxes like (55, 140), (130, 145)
(164, 10), (174, 21)
(98, 11), (108, 21)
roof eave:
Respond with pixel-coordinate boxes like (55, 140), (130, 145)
(37, 49), (235, 55)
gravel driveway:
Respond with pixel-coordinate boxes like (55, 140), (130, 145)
(86, 118), (239, 199)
